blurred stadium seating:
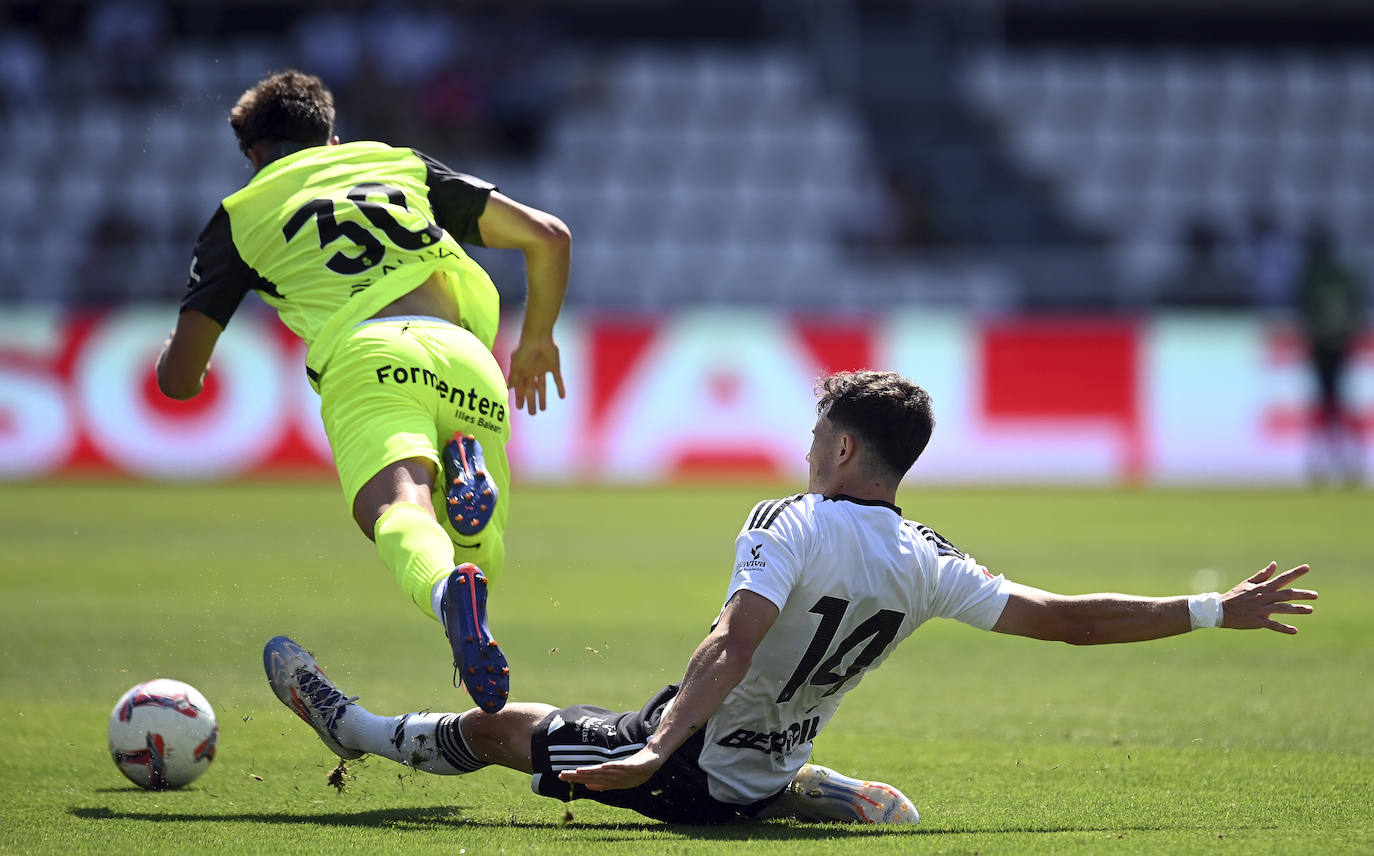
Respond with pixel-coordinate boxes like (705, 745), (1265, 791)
(962, 48), (1374, 301)
(1, 0), (1371, 314)
(526, 45), (878, 309)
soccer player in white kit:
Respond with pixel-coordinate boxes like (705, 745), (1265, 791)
(263, 370), (1318, 825)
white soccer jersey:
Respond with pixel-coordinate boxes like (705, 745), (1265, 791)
(697, 493), (1010, 804)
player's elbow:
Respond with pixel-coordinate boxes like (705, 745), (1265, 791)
(533, 215), (571, 250)
(727, 640), (755, 665)
(705, 630), (755, 674)
(156, 369), (200, 401)
(158, 381), (199, 401)
(719, 638), (757, 672)
(1002, 591), (1107, 645)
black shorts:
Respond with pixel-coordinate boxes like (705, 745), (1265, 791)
(530, 684), (782, 825)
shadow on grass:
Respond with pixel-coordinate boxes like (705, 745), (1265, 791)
(71, 806), (1248, 840)
(72, 805), (919, 838)
(74, 806), (492, 830)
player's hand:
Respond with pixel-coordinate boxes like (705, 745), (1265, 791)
(506, 336), (565, 416)
(557, 746), (667, 791)
(1220, 562), (1317, 634)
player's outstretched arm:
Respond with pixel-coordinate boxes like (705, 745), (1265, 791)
(477, 192), (571, 415)
(992, 562), (1316, 645)
(156, 309), (224, 400)
(559, 590), (779, 792)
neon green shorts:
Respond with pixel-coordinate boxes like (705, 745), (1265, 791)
(318, 317), (511, 579)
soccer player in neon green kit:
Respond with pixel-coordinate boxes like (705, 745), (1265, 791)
(157, 70), (570, 713)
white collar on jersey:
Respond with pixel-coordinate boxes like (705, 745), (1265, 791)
(824, 493), (902, 516)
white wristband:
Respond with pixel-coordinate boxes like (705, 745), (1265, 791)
(1188, 592), (1223, 630)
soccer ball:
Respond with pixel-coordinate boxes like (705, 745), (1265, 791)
(108, 679), (218, 790)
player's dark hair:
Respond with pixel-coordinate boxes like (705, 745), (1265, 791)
(817, 370), (934, 479)
(229, 70), (335, 155)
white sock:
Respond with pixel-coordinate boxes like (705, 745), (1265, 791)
(331, 703), (395, 757)
(336, 707), (486, 775)
(431, 577), (448, 625)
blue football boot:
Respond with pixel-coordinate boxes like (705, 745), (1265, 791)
(442, 433), (497, 537)
(439, 564), (509, 713)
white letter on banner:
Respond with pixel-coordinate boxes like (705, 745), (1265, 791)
(74, 309), (286, 478)
(504, 317), (588, 479)
(0, 308), (74, 477)
(597, 311), (815, 481)
(0, 372), (75, 477)
(876, 310), (978, 482)
(1145, 315), (1304, 483)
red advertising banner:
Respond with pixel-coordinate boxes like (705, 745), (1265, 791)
(1, 307), (1369, 483)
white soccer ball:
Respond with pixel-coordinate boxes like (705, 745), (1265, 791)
(108, 679), (218, 790)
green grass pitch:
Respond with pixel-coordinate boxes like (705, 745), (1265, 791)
(1, 481), (1370, 854)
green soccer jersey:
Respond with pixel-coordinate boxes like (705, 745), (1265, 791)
(182, 141), (501, 386)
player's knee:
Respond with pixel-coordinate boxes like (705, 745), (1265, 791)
(353, 459), (439, 538)
(354, 510), (376, 540)
(355, 497), (429, 540)
(458, 711), (507, 764)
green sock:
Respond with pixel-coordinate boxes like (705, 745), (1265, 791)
(374, 502), (454, 620)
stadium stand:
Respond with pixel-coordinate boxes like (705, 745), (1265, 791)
(1, 0), (1369, 314)
(521, 45), (881, 309)
(962, 48), (1374, 304)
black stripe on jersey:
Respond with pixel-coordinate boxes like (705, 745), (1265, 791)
(746, 499), (781, 530)
(746, 494), (804, 531)
(907, 521), (967, 559)
(761, 495), (804, 530)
